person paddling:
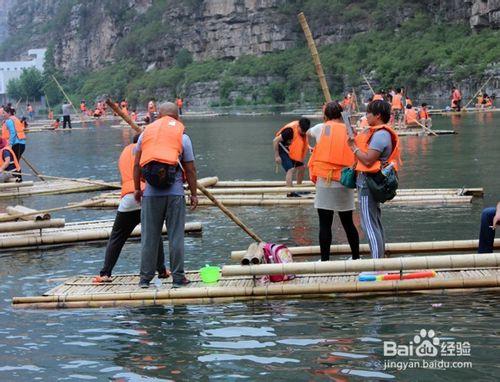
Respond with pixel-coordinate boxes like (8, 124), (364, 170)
(1, 106), (26, 181)
(94, 134), (169, 283)
(273, 118), (311, 197)
(347, 100), (402, 259)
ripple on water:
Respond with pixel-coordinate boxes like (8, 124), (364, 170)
(198, 353), (300, 364)
(201, 326), (276, 338)
(203, 340), (276, 349)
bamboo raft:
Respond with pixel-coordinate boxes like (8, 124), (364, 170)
(429, 107), (500, 116)
(0, 220), (202, 251)
(11, 253), (500, 309)
(0, 179), (118, 199)
(82, 186), (481, 208)
(231, 239), (500, 261)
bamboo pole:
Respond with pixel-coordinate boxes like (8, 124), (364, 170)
(6, 206), (50, 221)
(21, 156), (46, 181)
(7, 170), (119, 189)
(362, 75), (375, 95)
(0, 221), (201, 250)
(222, 253), (500, 277)
(51, 75), (80, 117)
(463, 75), (494, 109)
(0, 199), (106, 222)
(231, 239), (500, 261)
(109, 99), (264, 243)
(298, 12), (331, 102)
(0, 218), (65, 233)
(11, 268), (500, 307)
(0, 181), (33, 190)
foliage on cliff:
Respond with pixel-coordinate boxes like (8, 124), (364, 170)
(63, 16), (499, 106)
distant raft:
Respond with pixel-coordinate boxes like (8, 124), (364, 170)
(0, 219), (202, 252)
(0, 179), (118, 199)
(11, 253), (500, 309)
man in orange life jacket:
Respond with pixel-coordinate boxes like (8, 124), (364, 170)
(94, 134), (169, 282)
(404, 104), (418, 127)
(176, 98), (183, 115)
(0, 137), (20, 182)
(133, 102), (198, 288)
(273, 117), (311, 197)
(2, 106), (25, 181)
(391, 88), (404, 129)
(451, 86), (462, 111)
(347, 100), (402, 259)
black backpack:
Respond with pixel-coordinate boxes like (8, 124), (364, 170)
(365, 167), (399, 203)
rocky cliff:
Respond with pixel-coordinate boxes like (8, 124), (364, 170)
(0, 0), (485, 74)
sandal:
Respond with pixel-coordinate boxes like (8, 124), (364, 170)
(92, 275), (113, 283)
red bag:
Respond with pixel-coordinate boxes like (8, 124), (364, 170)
(262, 243), (295, 282)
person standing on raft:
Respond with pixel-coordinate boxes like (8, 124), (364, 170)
(273, 117), (311, 197)
(347, 100), (402, 259)
(451, 86), (462, 112)
(478, 202), (500, 253)
(94, 134), (170, 283)
(62, 101), (72, 129)
(2, 107), (26, 181)
(307, 101), (360, 261)
(391, 88), (404, 129)
(133, 101), (198, 288)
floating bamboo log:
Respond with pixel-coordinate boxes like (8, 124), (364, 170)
(0, 218), (65, 233)
(0, 220), (202, 251)
(0, 181), (34, 190)
(6, 205), (51, 221)
(231, 239), (500, 261)
(11, 266), (500, 309)
(9, 171), (120, 189)
(0, 179), (115, 199)
(222, 253), (500, 277)
(196, 176), (218, 187)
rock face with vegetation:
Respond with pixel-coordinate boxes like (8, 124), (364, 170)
(0, 0), (499, 107)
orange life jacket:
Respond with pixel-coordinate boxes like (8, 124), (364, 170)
(391, 94), (403, 110)
(354, 124), (402, 173)
(308, 121), (355, 183)
(121, 107), (129, 116)
(80, 103), (86, 112)
(275, 121), (308, 162)
(405, 97), (412, 107)
(176, 98), (183, 108)
(405, 108), (418, 124)
(2, 116), (26, 141)
(452, 89), (462, 101)
(373, 94), (384, 101)
(118, 143), (145, 197)
(139, 115), (184, 167)
(0, 146), (20, 171)
(53, 120), (60, 129)
(418, 108), (430, 120)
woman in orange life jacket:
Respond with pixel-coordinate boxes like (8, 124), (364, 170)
(307, 101), (360, 261)
(0, 137), (20, 182)
(418, 102), (432, 128)
(94, 133), (169, 283)
(347, 100), (402, 259)
(273, 117), (311, 197)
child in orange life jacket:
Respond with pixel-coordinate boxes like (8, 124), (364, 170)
(52, 118), (60, 129)
(273, 117), (311, 196)
(418, 103), (432, 128)
(0, 137), (20, 182)
(347, 100), (402, 259)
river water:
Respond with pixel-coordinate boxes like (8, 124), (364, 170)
(0, 112), (498, 381)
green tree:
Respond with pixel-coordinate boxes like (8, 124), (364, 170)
(7, 67), (44, 101)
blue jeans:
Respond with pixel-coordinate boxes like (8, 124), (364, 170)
(478, 207), (496, 253)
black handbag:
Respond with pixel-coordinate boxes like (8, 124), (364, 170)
(142, 161), (178, 189)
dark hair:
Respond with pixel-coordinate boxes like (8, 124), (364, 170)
(421, 103), (427, 107)
(406, 104), (412, 109)
(396, 88), (401, 93)
(367, 100), (391, 123)
(132, 133), (141, 144)
(323, 101), (343, 120)
(298, 117), (311, 132)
